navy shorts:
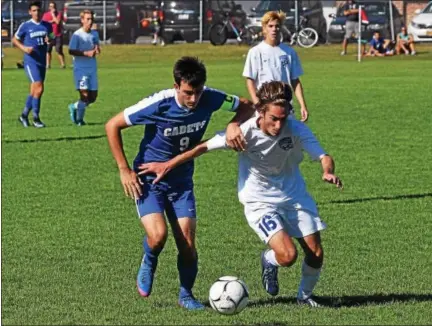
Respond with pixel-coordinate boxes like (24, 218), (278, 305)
(135, 179), (196, 220)
(24, 63), (46, 83)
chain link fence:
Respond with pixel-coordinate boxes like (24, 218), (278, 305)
(1, 1), (430, 46)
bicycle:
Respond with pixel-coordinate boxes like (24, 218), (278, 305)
(284, 15), (319, 48)
(208, 11), (256, 46)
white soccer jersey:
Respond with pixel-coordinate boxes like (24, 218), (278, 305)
(206, 116), (326, 209)
(242, 41), (304, 90)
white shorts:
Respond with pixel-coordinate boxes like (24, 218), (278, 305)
(74, 68), (98, 91)
(244, 204), (326, 244)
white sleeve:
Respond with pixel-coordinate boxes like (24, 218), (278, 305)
(296, 122), (326, 161)
(206, 131), (227, 151)
(206, 121), (251, 151)
(242, 48), (258, 80)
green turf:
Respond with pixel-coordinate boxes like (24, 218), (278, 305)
(2, 43), (432, 325)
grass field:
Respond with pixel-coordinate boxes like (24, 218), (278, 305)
(1, 43), (432, 325)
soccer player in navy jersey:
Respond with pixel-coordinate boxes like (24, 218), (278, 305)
(105, 56), (254, 310)
(13, 1), (54, 128)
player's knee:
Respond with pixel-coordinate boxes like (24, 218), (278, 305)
(33, 83), (44, 96)
(147, 231), (168, 250)
(276, 248), (297, 267)
(305, 245), (324, 268)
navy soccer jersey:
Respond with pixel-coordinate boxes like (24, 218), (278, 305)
(15, 19), (53, 67)
(124, 87), (240, 183)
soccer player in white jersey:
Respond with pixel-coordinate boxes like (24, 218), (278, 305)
(68, 10), (101, 126)
(138, 81), (342, 307)
(243, 11), (309, 122)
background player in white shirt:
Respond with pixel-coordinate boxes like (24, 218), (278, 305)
(68, 10), (101, 126)
(139, 81), (342, 307)
(243, 11), (309, 122)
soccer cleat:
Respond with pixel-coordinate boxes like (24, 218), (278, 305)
(340, 51), (346, 56)
(33, 118), (46, 128)
(76, 120), (87, 127)
(136, 255), (155, 297)
(18, 115), (30, 128)
(68, 104), (77, 124)
(297, 296), (321, 308)
(261, 250), (279, 296)
(178, 295), (205, 310)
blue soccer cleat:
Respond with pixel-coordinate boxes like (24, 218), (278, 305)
(178, 295), (205, 310)
(261, 250), (279, 296)
(136, 255), (155, 297)
(68, 103), (77, 124)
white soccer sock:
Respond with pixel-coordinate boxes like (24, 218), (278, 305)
(264, 250), (281, 267)
(297, 260), (321, 300)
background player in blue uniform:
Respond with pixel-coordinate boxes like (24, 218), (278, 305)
(105, 56), (254, 310)
(13, 1), (54, 128)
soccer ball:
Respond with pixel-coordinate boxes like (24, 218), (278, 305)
(209, 276), (249, 315)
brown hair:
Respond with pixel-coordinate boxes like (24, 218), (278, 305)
(80, 9), (94, 20)
(256, 81), (293, 113)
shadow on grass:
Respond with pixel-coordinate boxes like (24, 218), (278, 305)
(248, 293), (432, 308)
(3, 134), (106, 144)
(320, 193), (432, 206)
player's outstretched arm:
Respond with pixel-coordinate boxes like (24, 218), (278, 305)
(321, 155), (343, 189)
(138, 132), (228, 184)
(226, 97), (254, 151)
(105, 112), (143, 199)
(138, 141), (210, 184)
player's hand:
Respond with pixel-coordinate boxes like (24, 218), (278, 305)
(85, 49), (96, 57)
(226, 123), (246, 152)
(300, 107), (309, 122)
(119, 167), (143, 199)
(137, 162), (170, 184)
(23, 46), (33, 54)
(322, 173), (343, 189)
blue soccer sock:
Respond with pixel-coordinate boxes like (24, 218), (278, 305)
(31, 97), (41, 119)
(178, 253), (198, 299)
(76, 100), (88, 122)
(143, 236), (162, 268)
(22, 95), (33, 117)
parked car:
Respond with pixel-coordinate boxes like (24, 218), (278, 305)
(408, 1), (432, 42)
(157, 0), (200, 43)
(327, 1), (404, 43)
(63, 1), (158, 44)
(247, 0), (327, 43)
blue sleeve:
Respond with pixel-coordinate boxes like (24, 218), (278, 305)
(69, 33), (79, 50)
(370, 39), (375, 46)
(15, 23), (26, 40)
(123, 97), (162, 125)
(92, 31), (100, 45)
(289, 49), (304, 81)
(202, 88), (240, 113)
